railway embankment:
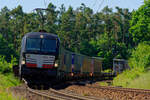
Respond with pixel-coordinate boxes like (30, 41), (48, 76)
(0, 73), (21, 100)
(64, 83), (150, 100)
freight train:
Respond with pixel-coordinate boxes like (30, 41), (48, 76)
(13, 32), (103, 81)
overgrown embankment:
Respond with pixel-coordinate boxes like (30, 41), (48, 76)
(113, 42), (150, 89)
(0, 56), (20, 100)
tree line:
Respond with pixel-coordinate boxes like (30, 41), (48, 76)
(0, 0), (150, 69)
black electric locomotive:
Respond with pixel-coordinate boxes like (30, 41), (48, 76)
(19, 32), (60, 79)
(14, 31), (103, 81)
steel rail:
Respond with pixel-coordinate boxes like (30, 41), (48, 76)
(27, 87), (64, 100)
(23, 79), (100, 100)
(27, 87), (100, 100)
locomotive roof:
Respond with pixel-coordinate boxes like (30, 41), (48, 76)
(24, 32), (58, 39)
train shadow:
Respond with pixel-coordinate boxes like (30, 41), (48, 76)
(25, 77), (113, 90)
(52, 80), (96, 90)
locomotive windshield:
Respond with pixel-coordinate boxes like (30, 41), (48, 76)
(41, 39), (56, 52)
(26, 38), (41, 51)
(26, 38), (57, 52)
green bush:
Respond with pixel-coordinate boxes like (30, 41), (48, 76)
(0, 56), (17, 74)
(129, 42), (150, 70)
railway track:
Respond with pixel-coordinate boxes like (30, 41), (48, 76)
(21, 78), (150, 100)
(27, 87), (103, 100)
(66, 79), (150, 95)
(23, 79), (101, 100)
(63, 83), (150, 100)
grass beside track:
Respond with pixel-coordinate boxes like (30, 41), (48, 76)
(113, 68), (144, 87)
(127, 70), (150, 89)
(113, 69), (150, 89)
(0, 73), (20, 100)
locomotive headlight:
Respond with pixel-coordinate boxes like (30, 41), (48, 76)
(40, 35), (44, 38)
(21, 54), (26, 65)
(21, 60), (25, 64)
(54, 60), (59, 67)
(55, 63), (58, 67)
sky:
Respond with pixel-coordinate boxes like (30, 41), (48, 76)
(0, 0), (144, 13)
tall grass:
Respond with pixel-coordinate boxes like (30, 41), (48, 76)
(113, 68), (144, 87)
(0, 74), (20, 100)
(128, 70), (150, 89)
(0, 92), (16, 100)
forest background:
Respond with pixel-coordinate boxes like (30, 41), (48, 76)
(0, 0), (150, 70)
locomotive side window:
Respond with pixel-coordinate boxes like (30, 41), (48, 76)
(26, 38), (41, 51)
(41, 39), (56, 52)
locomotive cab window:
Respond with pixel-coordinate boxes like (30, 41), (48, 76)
(26, 38), (58, 53)
(41, 39), (56, 52)
(26, 38), (41, 51)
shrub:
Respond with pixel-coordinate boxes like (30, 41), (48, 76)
(0, 56), (17, 74)
(129, 42), (150, 70)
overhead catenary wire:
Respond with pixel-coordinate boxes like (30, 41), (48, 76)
(97, 0), (105, 12)
(16, 0), (20, 6)
(44, 0), (47, 8)
(92, 0), (98, 8)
